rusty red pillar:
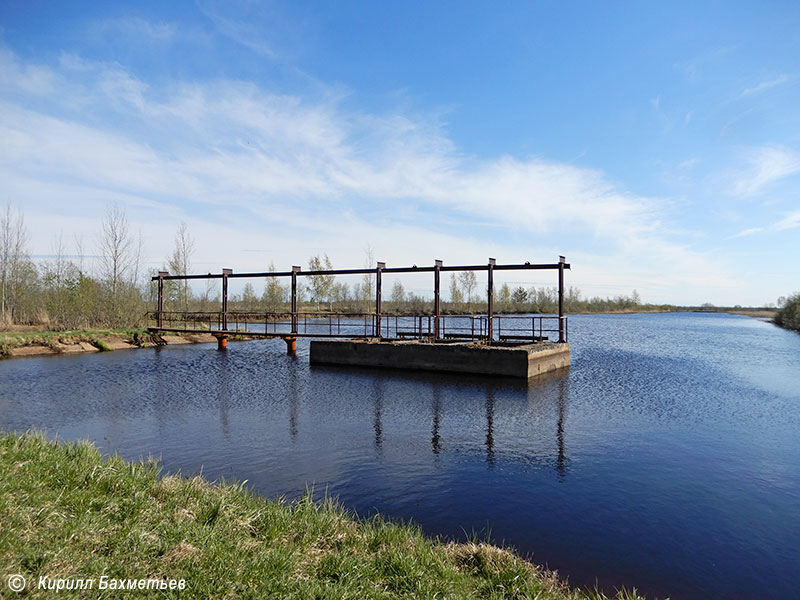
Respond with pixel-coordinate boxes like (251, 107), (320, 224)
(284, 336), (297, 355)
(558, 256), (565, 343)
(433, 259), (442, 339)
(291, 266), (300, 335)
(222, 268), (232, 331)
(487, 258), (495, 342)
(214, 333), (227, 350)
(157, 270), (168, 328)
(375, 262), (385, 337)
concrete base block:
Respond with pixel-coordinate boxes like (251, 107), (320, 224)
(309, 339), (570, 379)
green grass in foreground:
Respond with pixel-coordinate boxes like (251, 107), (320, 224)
(0, 432), (652, 599)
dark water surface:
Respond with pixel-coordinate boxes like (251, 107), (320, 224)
(2, 313), (798, 599)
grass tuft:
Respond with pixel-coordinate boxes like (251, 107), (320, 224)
(0, 431), (658, 599)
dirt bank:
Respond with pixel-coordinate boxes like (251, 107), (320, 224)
(2, 331), (218, 359)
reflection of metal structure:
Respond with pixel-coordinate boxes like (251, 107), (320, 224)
(333, 373), (569, 475)
(150, 257), (570, 354)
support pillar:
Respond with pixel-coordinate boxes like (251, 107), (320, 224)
(433, 259), (442, 339)
(283, 336), (297, 356)
(157, 270), (168, 327)
(214, 334), (227, 351)
(558, 255), (565, 343)
(222, 268), (232, 331)
(375, 261), (385, 338)
(487, 258), (495, 342)
(291, 266), (300, 334)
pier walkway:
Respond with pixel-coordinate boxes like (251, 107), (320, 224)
(148, 257), (571, 378)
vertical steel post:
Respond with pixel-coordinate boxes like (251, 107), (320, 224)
(434, 259), (442, 340)
(222, 268), (232, 330)
(157, 270), (168, 328)
(487, 258), (495, 342)
(558, 256), (565, 343)
(376, 262), (385, 337)
(291, 266), (300, 335)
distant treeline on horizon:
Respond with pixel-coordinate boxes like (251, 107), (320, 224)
(0, 203), (788, 331)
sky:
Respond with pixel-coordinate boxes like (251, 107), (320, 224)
(1, 0), (798, 306)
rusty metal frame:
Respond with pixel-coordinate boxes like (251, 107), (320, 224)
(151, 257), (571, 343)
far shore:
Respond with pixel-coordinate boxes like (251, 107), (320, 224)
(0, 308), (778, 360)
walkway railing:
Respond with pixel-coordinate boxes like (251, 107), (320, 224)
(146, 311), (566, 343)
(151, 257), (571, 345)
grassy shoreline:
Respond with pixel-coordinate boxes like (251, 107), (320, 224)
(0, 328), (218, 359)
(0, 432), (649, 599)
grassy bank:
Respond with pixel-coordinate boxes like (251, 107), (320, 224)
(0, 328), (222, 359)
(0, 432), (648, 599)
(0, 328), (150, 357)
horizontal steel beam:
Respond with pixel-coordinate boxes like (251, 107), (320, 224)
(152, 262), (570, 280)
(148, 327), (377, 339)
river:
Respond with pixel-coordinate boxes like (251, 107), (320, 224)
(1, 312), (798, 599)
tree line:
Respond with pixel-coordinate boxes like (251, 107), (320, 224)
(2, 203), (663, 331)
(773, 293), (800, 333)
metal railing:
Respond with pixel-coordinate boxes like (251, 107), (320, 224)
(146, 311), (567, 343)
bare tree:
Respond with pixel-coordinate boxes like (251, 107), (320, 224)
(241, 282), (258, 310)
(391, 280), (405, 305)
(167, 222), (195, 311)
(262, 262), (286, 310)
(97, 203), (148, 326)
(361, 244), (375, 308)
(498, 282), (511, 311)
(458, 271), (477, 311)
(132, 229), (144, 288)
(0, 204), (30, 324)
(98, 204), (134, 296)
(308, 253), (334, 310)
(449, 274), (463, 305)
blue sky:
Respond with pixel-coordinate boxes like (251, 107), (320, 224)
(1, 0), (798, 305)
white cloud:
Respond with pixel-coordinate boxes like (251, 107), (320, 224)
(198, 3), (277, 59)
(89, 17), (177, 43)
(729, 145), (800, 197)
(775, 210), (800, 231)
(0, 47), (741, 304)
(730, 227), (764, 239)
(725, 210), (800, 240)
(739, 74), (790, 98)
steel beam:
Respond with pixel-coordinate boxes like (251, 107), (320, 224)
(221, 268), (232, 331)
(558, 256), (565, 343)
(291, 266), (300, 335)
(434, 259), (442, 339)
(157, 270), (168, 327)
(152, 262), (571, 281)
(375, 262), (384, 337)
(487, 258), (495, 341)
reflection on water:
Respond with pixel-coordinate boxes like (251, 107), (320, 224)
(1, 313), (799, 600)
(557, 375), (567, 479)
(431, 384), (441, 455)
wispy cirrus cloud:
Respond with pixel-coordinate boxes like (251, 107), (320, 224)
(88, 17), (177, 43)
(739, 74), (790, 98)
(0, 46), (660, 239)
(0, 46), (738, 302)
(729, 227), (764, 239)
(729, 209), (800, 239)
(729, 145), (800, 197)
(775, 210), (800, 231)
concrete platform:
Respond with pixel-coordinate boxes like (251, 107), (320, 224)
(309, 339), (570, 379)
